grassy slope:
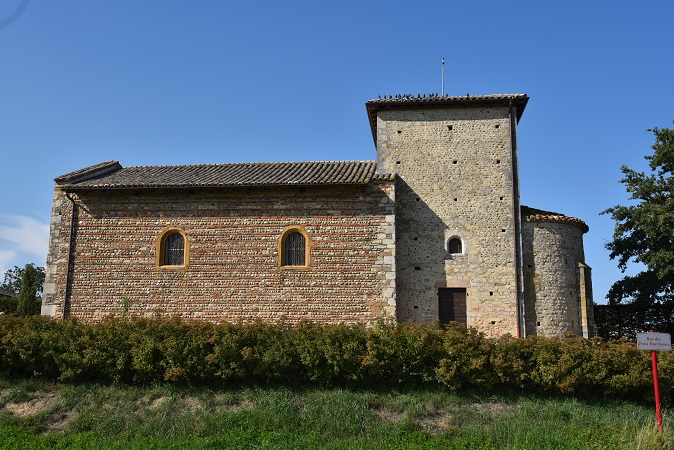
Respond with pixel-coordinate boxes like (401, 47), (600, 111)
(0, 378), (669, 450)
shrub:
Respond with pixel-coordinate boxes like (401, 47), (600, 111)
(0, 295), (18, 314)
(435, 324), (496, 390)
(490, 334), (538, 390)
(0, 315), (59, 378)
(293, 321), (366, 386)
(0, 315), (670, 404)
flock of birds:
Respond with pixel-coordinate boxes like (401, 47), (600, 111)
(376, 93), (472, 99)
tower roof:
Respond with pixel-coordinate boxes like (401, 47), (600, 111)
(365, 93), (529, 145)
(521, 205), (589, 233)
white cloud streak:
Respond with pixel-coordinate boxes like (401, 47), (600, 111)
(0, 216), (49, 260)
(0, 250), (17, 278)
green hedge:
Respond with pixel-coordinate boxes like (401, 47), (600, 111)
(0, 315), (669, 403)
(0, 296), (18, 314)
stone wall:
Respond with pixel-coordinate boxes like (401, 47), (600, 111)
(42, 182), (396, 323)
(375, 105), (520, 336)
(522, 219), (589, 336)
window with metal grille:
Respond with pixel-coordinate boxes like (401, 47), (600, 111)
(283, 231), (306, 266)
(448, 237), (462, 254)
(163, 232), (185, 266)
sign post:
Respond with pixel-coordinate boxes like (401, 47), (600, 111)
(637, 331), (672, 430)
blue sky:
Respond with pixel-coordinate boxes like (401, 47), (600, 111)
(1, 0), (672, 303)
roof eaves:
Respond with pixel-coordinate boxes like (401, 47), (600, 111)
(521, 205), (589, 233)
(60, 160), (382, 190)
(55, 161), (123, 185)
(365, 93), (529, 146)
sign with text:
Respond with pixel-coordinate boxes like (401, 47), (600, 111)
(637, 332), (672, 351)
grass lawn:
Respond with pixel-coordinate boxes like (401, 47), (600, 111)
(0, 378), (669, 449)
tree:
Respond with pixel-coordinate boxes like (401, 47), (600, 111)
(1, 264), (45, 297)
(15, 264), (44, 317)
(602, 124), (674, 335)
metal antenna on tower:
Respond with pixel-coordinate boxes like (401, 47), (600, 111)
(441, 57), (445, 96)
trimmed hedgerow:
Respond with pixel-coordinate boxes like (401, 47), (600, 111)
(0, 315), (670, 403)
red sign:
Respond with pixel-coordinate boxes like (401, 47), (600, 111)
(637, 332), (671, 430)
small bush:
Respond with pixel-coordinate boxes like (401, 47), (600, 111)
(435, 324), (496, 390)
(490, 334), (538, 390)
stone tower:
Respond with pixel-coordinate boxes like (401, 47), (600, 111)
(521, 207), (595, 338)
(367, 94), (529, 336)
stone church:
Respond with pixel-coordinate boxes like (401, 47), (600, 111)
(42, 93), (595, 338)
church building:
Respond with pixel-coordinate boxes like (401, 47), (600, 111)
(42, 94), (595, 338)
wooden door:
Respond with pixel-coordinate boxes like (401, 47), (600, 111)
(438, 288), (467, 325)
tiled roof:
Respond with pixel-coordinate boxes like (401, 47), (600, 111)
(521, 206), (589, 233)
(365, 93), (529, 145)
(0, 288), (16, 297)
(57, 161), (394, 190)
(54, 160), (122, 184)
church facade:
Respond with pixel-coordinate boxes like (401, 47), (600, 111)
(42, 94), (595, 337)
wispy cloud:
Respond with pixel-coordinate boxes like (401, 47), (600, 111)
(0, 216), (49, 261)
(0, 250), (17, 278)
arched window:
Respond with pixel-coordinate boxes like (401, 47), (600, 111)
(448, 237), (463, 254)
(284, 232), (305, 266)
(157, 228), (189, 267)
(279, 227), (311, 268)
(164, 232), (184, 265)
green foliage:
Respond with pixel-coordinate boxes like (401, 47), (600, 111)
(595, 302), (674, 340)
(14, 264), (45, 317)
(490, 334), (538, 389)
(121, 297), (132, 318)
(435, 324), (496, 390)
(635, 422), (673, 450)
(602, 124), (674, 333)
(1, 264), (45, 298)
(0, 295), (18, 314)
(129, 317), (217, 384)
(361, 322), (446, 385)
(293, 322), (367, 385)
(0, 382), (660, 449)
(0, 315), (60, 378)
(0, 316), (671, 404)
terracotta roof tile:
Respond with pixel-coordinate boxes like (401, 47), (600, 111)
(521, 205), (589, 233)
(57, 161), (394, 190)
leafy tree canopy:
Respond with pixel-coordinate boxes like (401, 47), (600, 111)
(15, 263), (44, 317)
(603, 124), (674, 310)
(1, 264), (45, 298)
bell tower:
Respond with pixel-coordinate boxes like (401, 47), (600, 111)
(367, 94), (529, 336)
